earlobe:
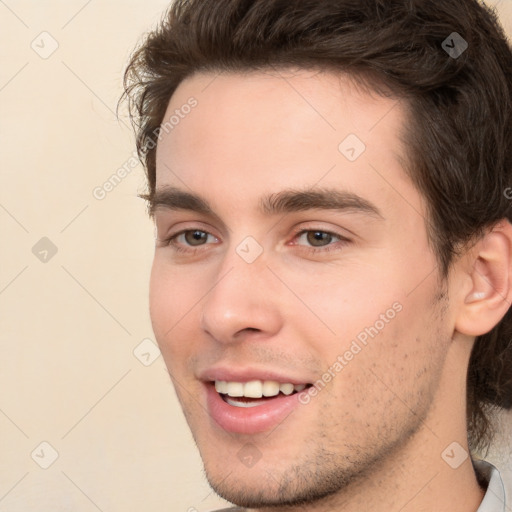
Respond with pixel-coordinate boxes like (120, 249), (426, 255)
(455, 221), (512, 337)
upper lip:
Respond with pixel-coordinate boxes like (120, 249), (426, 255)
(198, 366), (313, 385)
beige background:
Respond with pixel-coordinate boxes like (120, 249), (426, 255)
(0, 1), (511, 511)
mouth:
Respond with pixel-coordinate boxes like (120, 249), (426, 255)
(214, 379), (311, 408)
(204, 379), (313, 434)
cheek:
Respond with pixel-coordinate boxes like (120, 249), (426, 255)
(149, 259), (201, 363)
(276, 259), (404, 348)
(287, 255), (446, 393)
(314, 310), (447, 449)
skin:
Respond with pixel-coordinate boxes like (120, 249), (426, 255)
(148, 68), (512, 511)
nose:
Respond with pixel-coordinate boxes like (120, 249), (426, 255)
(199, 247), (283, 344)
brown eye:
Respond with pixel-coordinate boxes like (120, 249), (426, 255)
(305, 231), (335, 247)
(184, 230), (209, 246)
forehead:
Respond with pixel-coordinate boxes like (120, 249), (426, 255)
(154, 69), (417, 218)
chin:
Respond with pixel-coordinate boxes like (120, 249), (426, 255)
(203, 464), (346, 510)
(198, 442), (362, 510)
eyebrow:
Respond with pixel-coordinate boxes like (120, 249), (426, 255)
(146, 187), (214, 218)
(261, 187), (383, 219)
(146, 186), (383, 220)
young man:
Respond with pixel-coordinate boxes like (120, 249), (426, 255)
(122, 0), (512, 510)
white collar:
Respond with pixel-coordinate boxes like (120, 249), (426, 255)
(474, 460), (508, 512)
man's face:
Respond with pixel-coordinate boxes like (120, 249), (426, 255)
(150, 70), (456, 508)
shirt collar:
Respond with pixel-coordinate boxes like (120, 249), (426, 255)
(474, 460), (508, 512)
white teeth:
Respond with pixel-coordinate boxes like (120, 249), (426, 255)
(226, 382), (244, 397)
(225, 397), (267, 408)
(262, 380), (280, 397)
(244, 380), (263, 398)
(279, 383), (294, 395)
(214, 381), (227, 394)
(214, 380), (307, 398)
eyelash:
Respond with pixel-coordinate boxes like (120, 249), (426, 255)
(292, 229), (349, 254)
(160, 231), (217, 254)
(158, 228), (350, 255)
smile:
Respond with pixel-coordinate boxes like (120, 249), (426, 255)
(205, 379), (313, 433)
(215, 379), (308, 404)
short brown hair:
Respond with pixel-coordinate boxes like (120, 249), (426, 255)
(121, 0), (512, 452)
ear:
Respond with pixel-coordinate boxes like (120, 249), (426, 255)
(454, 220), (512, 337)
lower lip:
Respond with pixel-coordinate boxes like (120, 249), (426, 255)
(204, 383), (304, 434)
